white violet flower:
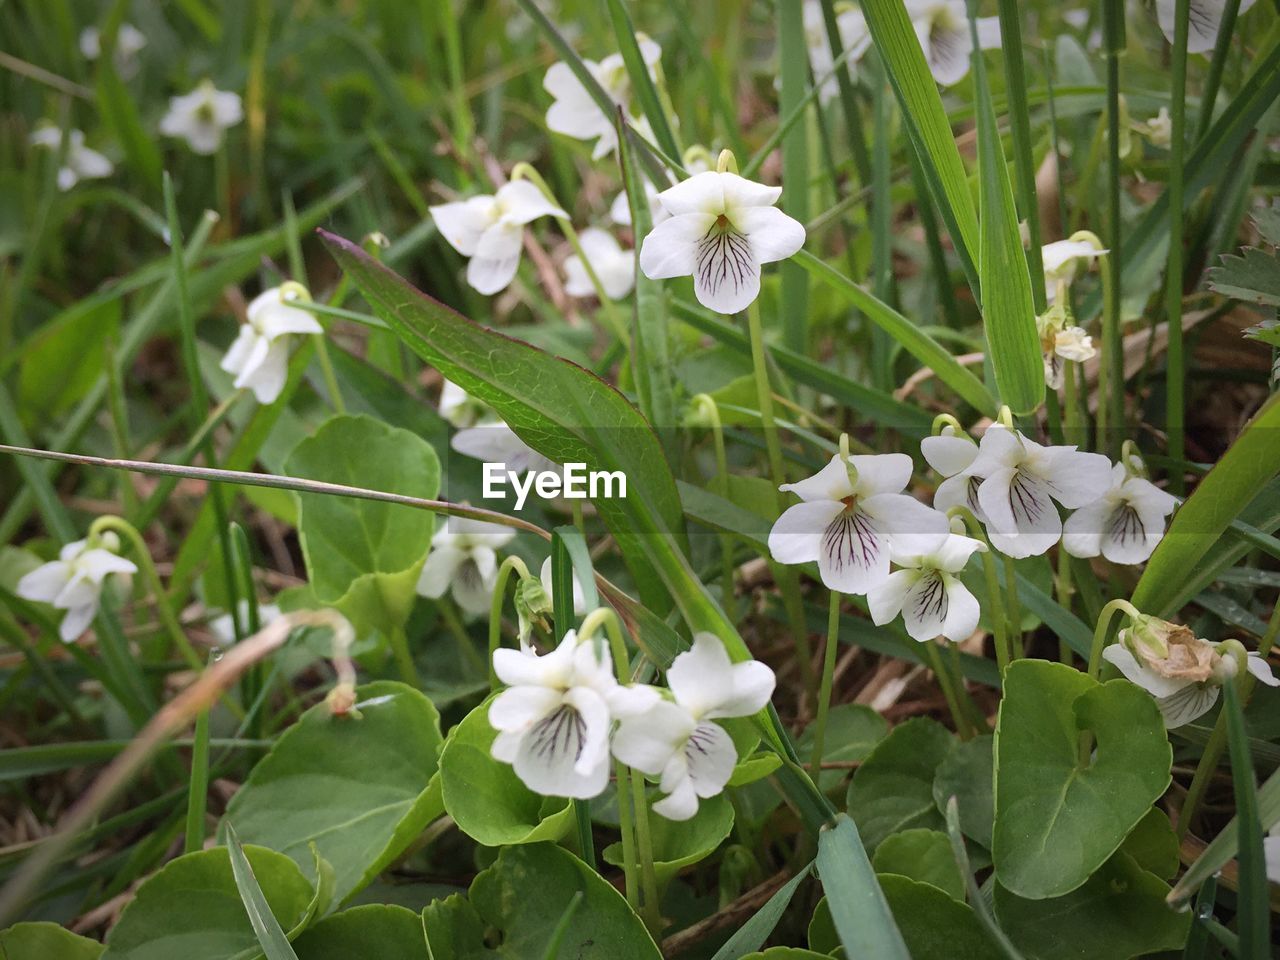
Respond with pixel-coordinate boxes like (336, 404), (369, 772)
(159, 80), (243, 155)
(639, 168), (806, 314)
(868, 530), (987, 642)
(543, 39), (662, 159)
(1063, 461), (1177, 564)
(564, 227), (635, 300)
(906, 0), (1001, 87)
(1135, 107), (1172, 149)
(80, 23), (147, 77)
(769, 453), (950, 595)
(16, 533), (137, 642)
(1038, 303), (1096, 390)
(429, 179), (566, 295)
(611, 633), (775, 820)
(416, 515), (517, 616)
(220, 283), (322, 404)
(1042, 236), (1107, 305)
(969, 427), (1112, 559)
(29, 125), (113, 192)
(1155, 0), (1255, 55)
(804, 0), (872, 104)
(922, 424), (985, 520)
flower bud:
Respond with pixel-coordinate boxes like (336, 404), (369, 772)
(1120, 615), (1218, 682)
(514, 575), (553, 645)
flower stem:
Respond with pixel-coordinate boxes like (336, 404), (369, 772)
(612, 759), (641, 913)
(437, 597), (484, 681)
(1055, 549), (1075, 665)
(629, 765), (663, 933)
(387, 623), (421, 688)
(925, 639), (972, 739)
(809, 591), (842, 778)
(487, 555), (532, 690)
(1086, 597), (1141, 681)
(313, 333), (347, 415)
(1094, 249), (1121, 458)
(948, 507), (1009, 674)
(1002, 555), (1023, 663)
(693, 395), (738, 617)
(1063, 358), (1083, 448)
(1164, 0), (1190, 495)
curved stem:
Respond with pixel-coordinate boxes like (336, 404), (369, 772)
(1086, 597), (1141, 681)
(487, 555), (533, 690)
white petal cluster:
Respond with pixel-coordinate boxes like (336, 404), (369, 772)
(1037, 304), (1096, 390)
(868, 528), (987, 642)
(639, 170), (806, 314)
(488, 630), (774, 819)
(1041, 237), (1107, 305)
(80, 23), (147, 77)
(440, 380), (559, 476)
(1155, 0), (1255, 54)
(159, 81), (243, 155)
(906, 0), (1001, 86)
(29, 125), (113, 192)
(1062, 462), (1177, 564)
(417, 515), (518, 616)
(16, 534), (137, 642)
(1135, 107), (1172, 149)
(543, 39), (662, 159)
(220, 283), (322, 404)
(430, 180), (566, 295)
(803, 0), (872, 104)
(564, 228), (635, 301)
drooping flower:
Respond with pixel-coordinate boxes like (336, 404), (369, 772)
(639, 168), (806, 313)
(80, 23), (147, 77)
(906, 0), (1001, 87)
(1042, 235), (1108, 305)
(490, 630), (633, 798)
(868, 530), (986, 642)
(969, 427), (1112, 558)
(804, 0), (873, 104)
(611, 633), (775, 819)
(922, 423), (986, 520)
(29, 125), (113, 192)
(16, 533), (137, 642)
(429, 180), (566, 295)
(220, 283), (322, 404)
(543, 39), (662, 159)
(159, 80), (243, 154)
(416, 514), (517, 615)
(1103, 618), (1277, 728)
(1134, 107), (1172, 149)
(1037, 302), (1096, 390)
(1155, 0), (1255, 55)
(564, 228), (635, 300)
(1063, 459), (1177, 564)
(769, 453), (950, 595)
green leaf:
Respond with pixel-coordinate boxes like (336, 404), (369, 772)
(603, 793), (734, 888)
(284, 415), (440, 634)
(1133, 394), (1280, 617)
(992, 661), (1171, 899)
(711, 864), (814, 960)
(225, 825), (301, 960)
(1208, 246), (1280, 306)
(1223, 681), (1269, 957)
(795, 251), (997, 415)
(101, 846), (314, 960)
(17, 298), (120, 418)
(873, 830), (965, 900)
(438, 695), (573, 846)
(1120, 809), (1180, 881)
(932, 735), (995, 849)
(969, 10), (1043, 415)
(221, 681), (443, 905)
(796, 703), (888, 794)
(816, 815), (912, 960)
(880, 875), (1002, 960)
(847, 717), (954, 853)
(993, 852), (1190, 960)
(741, 950), (830, 960)
(291, 905), (425, 960)
(858, 0), (980, 290)
(0, 922), (104, 959)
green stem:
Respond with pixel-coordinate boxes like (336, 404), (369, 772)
(1095, 250), (1121, 457)
(387, 624), (421, 687)
(612, 758), (641, 913)
(925, 639), (971, 739)
(1055, 548), (1075, 665)
(1194, 0), (1242, 143)
(693, 395), (738, 617)
(487, 555), (533, 690)
(1165, 0), (1190, 495)
(184, 695), (211, 854)
(948, 507), (1009, 674)
(1086, 597), (1141, 680)
(1002, 555), (1023, 662)
(1102, 0), (1125, 461)
(1063, 359), (1083, 448)
(313, 334), (346, 414)
(809, 592), (842, 777)
(629, 765), (663, 934)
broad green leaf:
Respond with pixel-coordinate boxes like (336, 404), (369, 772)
(796, 703), (888, 793)
(932, 735), (995, 848)
(993, 661), (1171, 899)
(101, 846), (313, 960)
(711, 864), (814, 960)
(221, 681), (443, 905)
(285, 415), (439, 634)
(806, 896), (841, 955)
(17, 298), (120, 419)
(1208, 246), (1280, 306)
(1133, 393), (1280, 617)
(741, 950), (830, 959)
(847, 717), (954, 853)
(225, 825), (301, 960)
(873, 830), (965, 900)
(880, 875), (1001, 960)
(438, 695), (573, 846)
(970, 9), (1043, 414)
(816, 815), (911, 960)
(603, 793), (734, 887)
(1120, 809), (1180, 881)
(859, 0), (980, 290)
(994, 852), (1189, 960)
(291, 905), (425, 960)
(795, 252), (997, 415)
(0, 922), (104, 959)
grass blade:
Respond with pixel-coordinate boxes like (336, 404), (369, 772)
(817, 814), (911, 960)
(1221, 682), (1268, 958)
(944, 797), (1026, 959)
(604, 0), (680, 161)
(778, 0), (811, 355)
(710, 863), (814, 960)
(224, 824), (302, 960)
(184, 699), (212, 855)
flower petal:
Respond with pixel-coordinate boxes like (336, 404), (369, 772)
(978, 466), (1062, 558)
(901, 570), (949, 641)
(466, 253), (522, 296)
(779, 454), (857, 502)
(652, 777), (700, 820)
(638, 213), (715, 280)
(1102, 644), (1190, 699)
(737, 206), (806, 265)
(1156, 683), (1219, 729)
(245, 337), (290, 404)
(1248, 652), (1280, 687)
(708, 660), (777, 719)
(1037, 448), (1113, 508)
(510, 694), (611, 798)
(941, 575), (981, 641)
(917, 16), (972, 86)
(685, 721), (737, 797)
(611, 700), (693, 774)
(768, 499), (845, 565)
(59, 603), (97, 642)
(496, 180), (566, 224)
(692, 229), (761, 314)
(863, 493), (950, 559)
(850, 453), (913, 498)
(430, 197), (495, 257)
(655, 171), (726, 217)
(666, 632), (735, 717)
(921, 434), (978, 478)
(720, 172), (784, 210)
(416, 545), (465, 599)
(489, 685), (562, 732)
(220, 327), (259, 377)
(1061, 499), (1109, 559)
(817, 506), (891, 594)
(867, 569), (919, 626)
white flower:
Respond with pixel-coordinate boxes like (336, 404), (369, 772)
(416, 515), (517, 615)
(610, 148), (709, 227)
(906, 0), (1001, 87)
(639, 170), (806, 314)
(922, 424), (985, 520)
(159, 81), (243, 155)
(1042, 237), (1107, 304)
(1156, 0), (1255, 54)
(868, 532), (986, 642)
(209, 602), (282, 644)
(29, 125), (113, 192)
(220, 284), (322, 404)
(543, 39), (662, 159)
(429, 180), (566, 295)
(1135, 107), (1172, 149)
(968, 428), (1112, 558)
(16, 534), (137, 642)
(804, 0), (872, 103)
(1063, 463), (1177, 564)
(564, 228), (635, 300)
(451, 422), (559, 476)
(539, 558), (587, 615)
(490, 629), (651, 798)
(1037, 304), (1096, 390)
(769, 453), (950, 595)
(612, 633), (775, 820)
(80, 23), (147, 77)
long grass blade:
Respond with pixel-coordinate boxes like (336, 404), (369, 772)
(817, 814), (911, 959)
(225, 824), (302, 960)
(1221, 682), (1268, 958)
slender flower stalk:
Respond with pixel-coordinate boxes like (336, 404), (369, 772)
(809, 591), (842, 779)
(690, 395), (738, 616)
(487, 554), (535, 689)
(1164, 0), (1190, 494)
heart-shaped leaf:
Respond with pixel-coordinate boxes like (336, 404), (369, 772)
(0, 922), (104, 959)
(872, 830), (964, 901)
(603, 792), (734, 887)
(932, 735), (995, 849)
(847, 717), (954, 853)
(291, 905), (425, 960)
(993, 660), (1172, 899)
